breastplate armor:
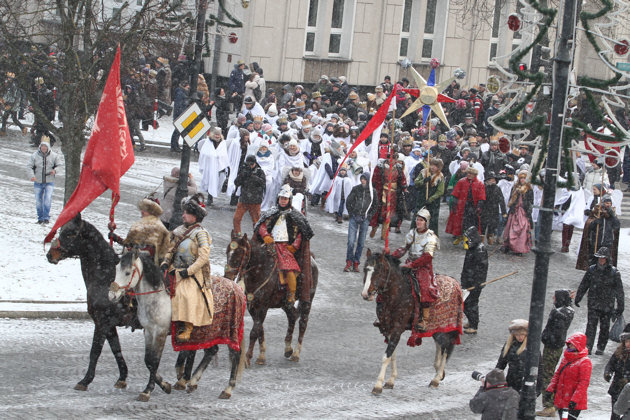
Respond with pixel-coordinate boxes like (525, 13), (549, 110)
(408, 230), (436, 259)
(174, 237), (195, 269)
(271, 214), (289, 242)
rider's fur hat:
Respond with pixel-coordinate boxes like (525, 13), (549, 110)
(182, 193), (207, 221)
(138, 198), (163, 217)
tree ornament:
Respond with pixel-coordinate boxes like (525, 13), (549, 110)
(614, 39), (629, 55)
(454, 68), (466, 79)
(508, 13), (521, 31)
(430, 58), (440, 69)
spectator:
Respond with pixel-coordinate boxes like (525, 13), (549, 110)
(229, 60), (246, 109)
(575, 246), (624, 355)
(546, 332), (592, 419)
(537, 290), (576, 417)
(170, 81), (190, 152)
(469, 368), (519, 420)
(606, 333), (630, 420)
(1, 72), (27, 136)
(161, 167), (197, 230)
(344, 172), (375, 272)
(496, 319), (541, 392)
(501, 171), (533, 255)
(28, 135), (60, 224)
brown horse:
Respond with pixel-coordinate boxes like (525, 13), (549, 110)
(361, 249), (462, 393)
(224, 231), (318, 366)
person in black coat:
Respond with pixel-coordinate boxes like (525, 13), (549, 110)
(461, 225), (488, 334)
(606, 333), (630, 420)
(575, 246), (625, 355)
(169, 81), (190, 152)
(496, 319), (543, 393)
(537, 289), (575, 416)
(344, 172), (377, 272)
(232, 155), (266, 235)
(212, 87), (231, 137)
(480, 172), (507, 245)
(480, 139), (508, 179)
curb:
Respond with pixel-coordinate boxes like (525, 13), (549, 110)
(0, 311), (90, 320)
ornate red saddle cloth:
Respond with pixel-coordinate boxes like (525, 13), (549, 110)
(407, 274), (464, 348)
(171, 275), (246, 352)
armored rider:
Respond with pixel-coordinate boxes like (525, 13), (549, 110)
(254, 184), (314, 304)
(392, 208), (440, 331)
(161, 194), (214, 342)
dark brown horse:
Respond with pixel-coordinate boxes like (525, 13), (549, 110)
(46, 213), (136, 391)
(361, 249), (462, 393)
(224, 230), (318, 366)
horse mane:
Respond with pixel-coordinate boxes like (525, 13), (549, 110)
(81, 221), (119, 265)
(139, 253), (163, 290)
(369, 252), (402, 269)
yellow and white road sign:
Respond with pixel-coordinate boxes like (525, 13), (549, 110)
(173, 102), (211, 147)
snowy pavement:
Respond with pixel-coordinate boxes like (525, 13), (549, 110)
(1, 132), (629, 418)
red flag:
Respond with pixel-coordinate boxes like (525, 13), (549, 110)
(45, 46), (134, 243)
(325, 84), (398, 200)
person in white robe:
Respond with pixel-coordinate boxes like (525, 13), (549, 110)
(226, 128), (251, 201)
(310, 140), (343, 203)
(198, 128), (229, 205)
(325, 166), (354, 222)
(256, 143), (276, 211)
(241, 95), (265, 119)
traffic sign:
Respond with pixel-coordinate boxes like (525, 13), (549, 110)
(173, 102), (211, 147)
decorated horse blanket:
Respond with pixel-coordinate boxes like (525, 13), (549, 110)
(171, 275), (246, 352)
(407, 274), (463, 347)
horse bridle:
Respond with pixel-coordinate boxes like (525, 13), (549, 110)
(225, 239), (252, 278)
(372, 255), (393, 295)
(227, 240), (278, 302)
(109, 257), (161, 297)
(49, 220), (85, 258)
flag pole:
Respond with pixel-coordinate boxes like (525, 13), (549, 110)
(383, 104), (396, 252)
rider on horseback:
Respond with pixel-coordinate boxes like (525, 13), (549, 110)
(161, 194), (214, 342)
(109, 196), (171, 264)
(254, 184), (314, 304)
(392, 208), (440, 332)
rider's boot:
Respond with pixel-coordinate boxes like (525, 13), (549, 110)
(286, 271), (297, 304)
(415, 307), (430, 332)
(177, 322), (194, 342)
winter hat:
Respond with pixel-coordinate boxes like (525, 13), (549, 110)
(459, 160), (469, 171)
(620, 332), (630, 342)
(245, 154), (257, 164)
(138, 198), (163, 217)
(466, 166), (479, 176)
(360, 172), (370, 182)
(239, 128), (250, 138)
(267, 103), (278, 116)
(508, 319), (529, 333)
(170, 167), (180, 178)
(484, 368), (507, 387)
(602, 194), (613, 203)
(182, 193), (207, 221)
(288, 138), (299, 149)
(262, 123), (273, 132)
(430, 158), (444, 170)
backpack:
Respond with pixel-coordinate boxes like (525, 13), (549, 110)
(253, 84), (263, 102)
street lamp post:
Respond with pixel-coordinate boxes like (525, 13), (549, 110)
(169, 0), (208, 228)
(518, 0), (578, 418)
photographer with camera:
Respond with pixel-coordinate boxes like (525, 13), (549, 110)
(469, 368), (519, 419)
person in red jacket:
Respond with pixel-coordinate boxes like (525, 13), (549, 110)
(446, 166), (486, 245)
(547, 332), (592, 419)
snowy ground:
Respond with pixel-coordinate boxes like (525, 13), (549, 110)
(1, 129), (630, 418)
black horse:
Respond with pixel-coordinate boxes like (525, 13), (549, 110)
(47, 213), (138, 391)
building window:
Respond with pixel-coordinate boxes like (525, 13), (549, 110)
(112, 7), (121, 25)
(399, 0), (413, 57)
(305, 0), (319, 54)
(489, 0), (501, 61)
(421, 0), (437, 59)
(329, 0), (344, 54)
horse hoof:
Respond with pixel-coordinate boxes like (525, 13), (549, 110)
(114, 380), (127, 389)
(441, 371), (445, 380)
(384, 382), (394, 389)
(371, 387), (382, 395)
(187, 384), (198, 393)
(429, 379), (440, 388)
(255, 358), (266, 365)
(137, 392), (150, 402)
(74, 383), (88, 391)
(284, 350), (293, 358)
(162, 382), (172, 394)
(244, 359), (251, 369)
(289, 355), (300, 362)
(174, 379), (187, 391)
(218, 391), (232, 399)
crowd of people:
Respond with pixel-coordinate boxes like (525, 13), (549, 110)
(11, 51), (630, 418)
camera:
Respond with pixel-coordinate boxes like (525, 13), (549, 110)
(472, 371), (485, 382)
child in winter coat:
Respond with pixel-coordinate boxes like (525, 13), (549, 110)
(496, 319), (543, 393)
(546, 332), (592, 419)
(605, 333), (630, 420)
(537, 289), (576, 417)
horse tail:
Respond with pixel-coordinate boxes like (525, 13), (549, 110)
(235, 334), (247, 383)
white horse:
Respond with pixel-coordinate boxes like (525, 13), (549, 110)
(109, 248), (246, 401)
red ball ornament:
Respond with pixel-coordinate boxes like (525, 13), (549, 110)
(430, 58), (440, 69)
(507, 14), (521, 31)
(614, 39), (629, 56)
(229, 32), (238, 44)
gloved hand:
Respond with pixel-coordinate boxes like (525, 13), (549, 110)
(108, 232), (122, 243)
(502, 213), (508, 219)
(263, 235), (274, 245)
(568, 401), (576, 410)
(574, 300), (580, 308)
(160, 262), (169, 272)
(178, 269), (189, 279)
(287, 245), (297, 254)
(604, 371), (612, 382)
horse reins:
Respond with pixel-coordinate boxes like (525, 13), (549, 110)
(110, 261), (162, 296)
(230, 241), (278, 301)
